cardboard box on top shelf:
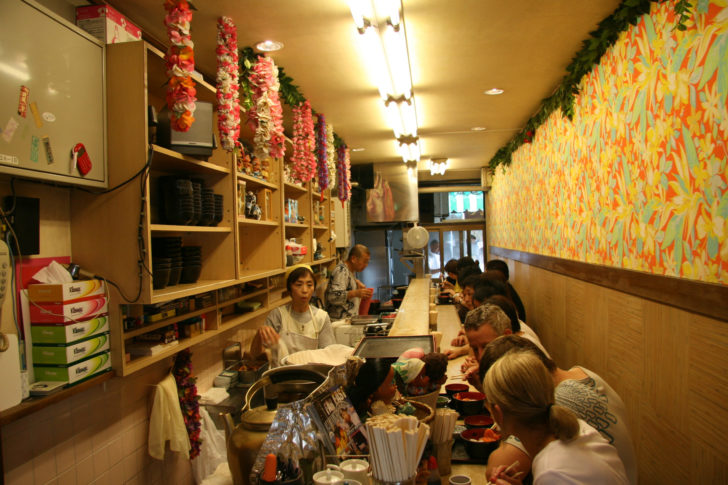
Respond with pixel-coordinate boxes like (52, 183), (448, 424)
(75, 5), (142, 44)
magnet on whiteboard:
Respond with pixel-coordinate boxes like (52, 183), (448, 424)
(29, 102), (43, 128)
(42, 135), (54, 164)
(1, 118), (19, 143)
(42, 112), (56, 122)
(18, 86), (29, 118)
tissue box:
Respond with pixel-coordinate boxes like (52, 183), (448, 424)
(28, 280), (105, 303)
(31, 315), (109, 344)
(30, 295), (108, 323)
(34, 351), (111, 384)
(33, 333), (110, 365)
(75, 5), (142, 44)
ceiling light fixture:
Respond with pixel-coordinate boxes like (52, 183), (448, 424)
(255, 40), (284, 52)
(429, 158), (448, 176)
(396, 135), (420, 163)
(471, 126), (486, 131)
(349, 0), (420, 163)
(351, 147), (366, 152)
(484, 88), (504, 95)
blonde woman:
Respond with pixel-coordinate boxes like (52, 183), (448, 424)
(483, 351), (628, 485)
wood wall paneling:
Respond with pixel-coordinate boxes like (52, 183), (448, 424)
(491, 254), (728, 484)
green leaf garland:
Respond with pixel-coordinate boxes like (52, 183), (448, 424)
(488, 0), (692, 171)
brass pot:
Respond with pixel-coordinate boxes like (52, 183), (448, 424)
(222, 365), (329, 485)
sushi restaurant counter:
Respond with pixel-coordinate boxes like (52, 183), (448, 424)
(389, 278), (488, 484)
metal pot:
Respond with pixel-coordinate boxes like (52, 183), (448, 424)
(222, 365), (329, 485)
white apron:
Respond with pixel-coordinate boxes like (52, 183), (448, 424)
(274, 305), (322, 366)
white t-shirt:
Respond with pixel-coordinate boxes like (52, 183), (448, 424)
(518, 320), (551, 358)
(533, 419), (629, 485)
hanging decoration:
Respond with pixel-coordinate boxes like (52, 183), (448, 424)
(163, 0), (196, 132)
(336, 144), (351, 205)
(215, 16), (240, 151)
(248, 55), (285, 161)
(315, 113), (328, 196)
(290, 100), (316, 184)
(489, 0), (693, 170)
(326, 122), (337, 190)
(172, 349), (202, 459)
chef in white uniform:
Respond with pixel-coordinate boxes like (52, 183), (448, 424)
(250, 264), (335, 366)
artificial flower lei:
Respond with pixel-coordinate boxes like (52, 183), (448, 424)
(163, 0), (197, 132)
(336, 145), (351, 204)
(172, 349), (202, 458)
(248, 56), (285, 161)
(215, 17), (240, 151)
(291, 100), (316, 184)
(326, 123), (336, 190)
(315, 114), (328, 196)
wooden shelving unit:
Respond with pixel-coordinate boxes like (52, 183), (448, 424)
(68, 40), (338, 376)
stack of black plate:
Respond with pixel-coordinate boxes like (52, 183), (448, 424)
(190, 181), (202, 226)
(152, 237), (184, 286)
(199, 188), (215, 226)
(180, 245), (202, 284)
(152, 257), (172, 289)
(160, 177), (194, 225)
(213, 194), (224, 225)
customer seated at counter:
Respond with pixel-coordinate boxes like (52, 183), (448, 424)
(480, 335), (636, 484)
(460, 304), (550, 387)
(485, 258), (527, 322)
(483, 351), (629, 484)
(325, 244), (373, 319)
(441, 259), (459, 290)
(346, 357), (397, 419)
(250, 265), (335, 367)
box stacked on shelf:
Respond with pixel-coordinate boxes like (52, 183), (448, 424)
(28, 280), (112, 384)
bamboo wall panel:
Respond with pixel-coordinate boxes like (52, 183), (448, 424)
(500, 258), (728, 484)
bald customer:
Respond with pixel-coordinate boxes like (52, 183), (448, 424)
(325, 244), (373, 319)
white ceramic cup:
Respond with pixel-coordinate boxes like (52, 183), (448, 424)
(313, 469), (344, 485)
(449, 475), (471, 485)
(340, 459), (370, 485)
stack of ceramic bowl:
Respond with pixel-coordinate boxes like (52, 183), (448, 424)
(190, 180), (202, 225)
(152, 237), (184, 287)
(213, 194), (224, 225)
(160, 176), (194, 225)
(199, 188), (215, 226)
(180, 245), (202, 284)
(151, 257), (172, 289)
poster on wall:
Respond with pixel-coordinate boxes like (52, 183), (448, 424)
(365, 162), (418, 222)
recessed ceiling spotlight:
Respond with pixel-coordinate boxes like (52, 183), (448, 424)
(255, 40), (284, 52)
(484, 88), (504, 95)
(351, 147), (366, 152)
(471, 126), (486, 131)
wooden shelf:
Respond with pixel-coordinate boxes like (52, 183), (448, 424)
(124, 331), (212, 374)
(311, 257), (336, 266)
(0, 371), (114, 426)
(284, 182), (307, 195)
(150, 279), (238, 304)
(238, 217), (279, 227)
(151, 144), (230, 175)
(284, 222), (308, 229)
(237, 172), (279, 190)
(238, 268), (287, 282)
(219, 306), (269, 330)
(312, 224), (328, 231)
(123, 305), (217, 339)
(217, 288), (268, 307)
(150, 224), (232, 233)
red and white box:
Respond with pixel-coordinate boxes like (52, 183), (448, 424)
(76, 5), (142, 44)
(30, 295), (108, 324)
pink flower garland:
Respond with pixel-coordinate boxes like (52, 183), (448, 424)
(248, 56), (285, 160)
(163, 0), (196, 132)
(215, 17), (240, 151)
(337, 145), (351, 204)
(315, 113), (328, 196)
(291, 101), (316, 184)
(173, 349), (201, 459)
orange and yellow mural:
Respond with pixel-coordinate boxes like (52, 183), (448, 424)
(488, 1), (728, 284)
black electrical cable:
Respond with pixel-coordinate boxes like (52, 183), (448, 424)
(75, 145), (155, 195)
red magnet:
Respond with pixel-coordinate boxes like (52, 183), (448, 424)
(72, 143), (92, 175)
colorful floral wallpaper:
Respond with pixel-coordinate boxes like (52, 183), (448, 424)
(488, 1), (728, 285)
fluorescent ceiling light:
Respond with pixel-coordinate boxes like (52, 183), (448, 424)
(256, 40), (284, 52)
(429, 158), (448, 176)
(351, 147), (366, 152)
(396, 136), (420, 163)
(471, 126), (486, 131)
(484, 88), (504, 95)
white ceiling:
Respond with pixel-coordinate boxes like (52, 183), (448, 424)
(107, 0), (621, 182)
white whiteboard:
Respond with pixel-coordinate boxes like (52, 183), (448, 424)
(0, 0), (107, 188)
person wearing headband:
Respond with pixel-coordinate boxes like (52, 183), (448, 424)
(250, 264), (335, 366)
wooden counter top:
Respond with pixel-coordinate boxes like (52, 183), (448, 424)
(387, 278), (487, 484)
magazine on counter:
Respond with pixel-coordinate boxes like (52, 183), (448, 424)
(307, 384), (369, 456)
